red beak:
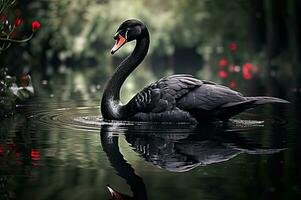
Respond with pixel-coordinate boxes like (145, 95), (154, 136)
(111, 34), (126, 54)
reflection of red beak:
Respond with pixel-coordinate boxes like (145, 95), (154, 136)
(111, 34), (126, 54)
(106, 185), (132, 200)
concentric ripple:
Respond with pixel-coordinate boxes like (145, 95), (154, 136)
(21, 100), (289, 134)
(26, 105), (103, 132)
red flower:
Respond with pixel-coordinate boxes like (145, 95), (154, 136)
(243, 63), (252, 71)
(242, 63), (253, 80)
(15, 18), (22, 27)
(229, 42), (238, 51)
(31, 149), (40, 160)
(243, 72), (252, 80)
(219, 70), (228, 78)
(219, 58), (228, 67)
(31, 20), (41, 32)
(229, 81), (237, 89)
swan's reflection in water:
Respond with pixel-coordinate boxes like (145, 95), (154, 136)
(100, 123), (283, 200)
(101, 126), (147, 200)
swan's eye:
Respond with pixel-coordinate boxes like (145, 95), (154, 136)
(111, 34), (127, 55)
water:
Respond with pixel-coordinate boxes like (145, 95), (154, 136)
(1, 79), (301, 200)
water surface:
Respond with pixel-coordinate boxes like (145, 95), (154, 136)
(0, 83), (301, 200)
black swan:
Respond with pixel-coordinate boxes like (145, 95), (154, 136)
(101, 19), (289, 123)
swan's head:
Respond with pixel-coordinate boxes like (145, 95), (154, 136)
(111, 19), (146, 54)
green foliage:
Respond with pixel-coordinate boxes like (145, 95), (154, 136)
(3, 0), (298, 86)
(0, 0), (38, 118)
(24, 0), (252, 67)
(0, 68), (34, 118)
(1, 0), (39, 54)
(29, 0), (178, 64)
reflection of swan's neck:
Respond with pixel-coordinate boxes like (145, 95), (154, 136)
(101, 30), (150, 120)
(100, 127), (148, 199)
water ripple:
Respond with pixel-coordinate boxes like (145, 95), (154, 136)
(27, 105), (102, 132)
(20, 100), (292, 134)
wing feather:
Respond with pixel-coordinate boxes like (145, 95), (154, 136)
(127, 73), (246, 116)
(177, 84), (246, 111)
(127, 74), (203, 113)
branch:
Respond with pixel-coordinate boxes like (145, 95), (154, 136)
(0, 32), (34, 43)
(0, 0), (16, 14)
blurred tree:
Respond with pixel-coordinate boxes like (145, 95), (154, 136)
(0, 0), (299, 86)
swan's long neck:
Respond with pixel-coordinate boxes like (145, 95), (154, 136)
(101, 30), (149, 120)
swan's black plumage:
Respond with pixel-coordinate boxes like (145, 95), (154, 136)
(101, 19), (289, 123)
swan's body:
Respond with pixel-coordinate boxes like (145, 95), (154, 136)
(101, 19), (289, 123)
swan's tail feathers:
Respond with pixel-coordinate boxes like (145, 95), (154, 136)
(245, 96), (290, 105)
(214, 97), (289, 121)
(215, 100), (257, 120)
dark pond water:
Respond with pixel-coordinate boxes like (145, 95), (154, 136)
(1, 73), (301, 200)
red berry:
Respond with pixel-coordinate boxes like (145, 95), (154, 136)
(243, 63), (252, 71)
(219, 70), (228, 78)
(243, 72), (252, 80)
(31, 20), (41, 32)
(31, 149), (41, 160)
(229, 42), (238, 51)
(219, 58), (228, 67)
(15, 18), (22, 27)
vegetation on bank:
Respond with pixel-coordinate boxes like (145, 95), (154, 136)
(2, 0), (299, 73)
(0, 0), (40, 117)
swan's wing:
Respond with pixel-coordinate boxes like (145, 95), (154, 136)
(176, 83), (246, 111)
(128, 73), (247, 116)
(127, 74), (203, 113)
(154, 74), (203, 98)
